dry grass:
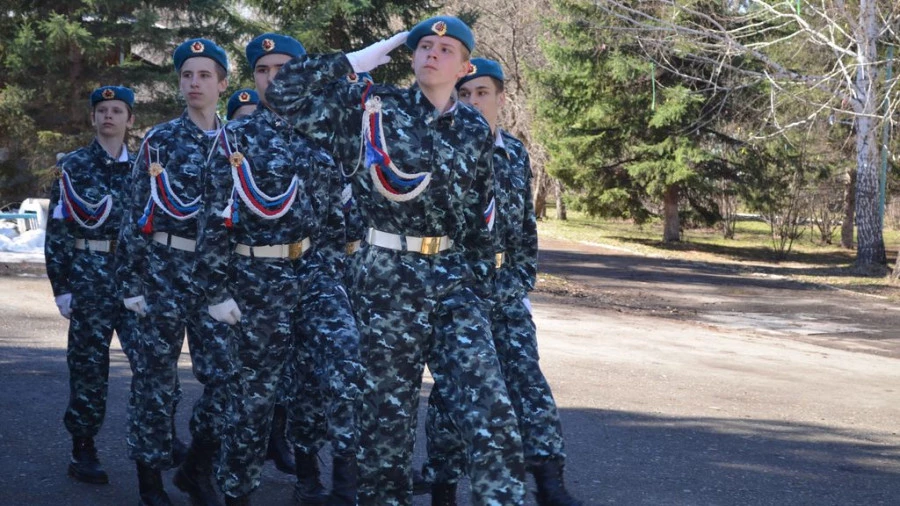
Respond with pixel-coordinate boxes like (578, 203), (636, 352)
(537, 212), (900, 301)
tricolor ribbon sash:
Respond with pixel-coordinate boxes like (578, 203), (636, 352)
(218, 131), (300, 227)
(137, 143), (201, 234)
(58, 169), (113, 230)
(360, 91), (431, 202)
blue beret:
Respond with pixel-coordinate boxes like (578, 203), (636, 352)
(406, 16), (475, 54)
(173, 38), (229, 73)
(90, 86), (135, 109)
(246, 33), (305, 71)
(226, 89), (259, 120)
(456, 57), (504, 89)
(346, 71), (374, 85)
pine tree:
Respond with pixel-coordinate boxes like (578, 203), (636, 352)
(0, 0), (252, 204)
(533, 0), (741, 242)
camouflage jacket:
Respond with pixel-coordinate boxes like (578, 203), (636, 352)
(194, 106), (345, 305)
(492, 129), (538, 302)
(45, 139), (134, 297)
(267, 53), (496, 290)
(117, 110), (221, 299)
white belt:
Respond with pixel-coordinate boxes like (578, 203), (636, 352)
(366, 228), (452, 255)
(74, 238), (116, 253)
(152, 232), (196, 252)
(235, 237), (311, 260)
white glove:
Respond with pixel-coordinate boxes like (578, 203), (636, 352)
(123, 295), (147, 317)
(346, 32), (409, 73)
(55, 293), (72, 319)
(208, 298), (242, 325)
(522, 296), (532, 315)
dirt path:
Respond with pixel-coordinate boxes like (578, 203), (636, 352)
(535, 237), (900, 359)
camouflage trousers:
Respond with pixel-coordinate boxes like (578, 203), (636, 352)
(352, 247), (526, 506)
(217, 257), (360, 496)
(288, 270), (362, 459)
(63, 298), (134, 438)
(123, 245), (236, 469)
(423, 295), (567, 484)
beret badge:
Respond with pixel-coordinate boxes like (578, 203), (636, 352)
(102, 89), (116, 99)
(262, 38), (275, 52)
(432, 21), (447, 37)
(191, 41), (205, 53)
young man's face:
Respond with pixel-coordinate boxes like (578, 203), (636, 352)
(254, 53), (292, 107)
(179, 57), (227, 111)
(458, 76), (505, 130)
(412, 35), (470, 89)
(91, 100), (134, 139)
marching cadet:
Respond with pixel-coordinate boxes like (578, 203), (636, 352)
(193, 33), (361, 506)
(224, 86), (298, 477)
(46, 85), (136, 486)
(226, 88), (259, 121)
(267, 16), (527, 506)
(117, 38), (235, 506)
(422, 58), (582, 506)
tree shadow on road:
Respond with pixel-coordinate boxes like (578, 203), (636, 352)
(561, 408), (900, 506)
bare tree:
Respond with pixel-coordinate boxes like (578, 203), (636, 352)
(445, 0), (563, 219)
(593, 0), (900, 270)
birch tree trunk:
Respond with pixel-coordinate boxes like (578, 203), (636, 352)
(852, 0), (887, 268)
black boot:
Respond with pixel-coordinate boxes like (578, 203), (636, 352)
(327, 454), (357, 506)
(68, 436), (109, 484)
(172, 414), (188, 467)
(412, 468), (431, 496)
(431, 483), (458, 506)
(532, 459), (582, 506)
(224, 495), (251, 506)
(173, 438), (223, 506)
(138, 462), (173, 506)
(172, 435), (189, 468)
(266, 404), (296, 474)
(293, 449), (326, 506)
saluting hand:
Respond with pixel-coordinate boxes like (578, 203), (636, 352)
(346, 32), (409, 73)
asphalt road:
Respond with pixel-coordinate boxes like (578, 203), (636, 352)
(1, 239), (899, 505)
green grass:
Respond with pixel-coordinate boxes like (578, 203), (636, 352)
(537, 211), (900, 299)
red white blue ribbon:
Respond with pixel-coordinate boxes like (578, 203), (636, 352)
(57, 169), (112, 230)
(361, 92), (431, 202)
(484, 197), (495, 231)
(136, 139), (201, 234)
(218, 130), (299, 225)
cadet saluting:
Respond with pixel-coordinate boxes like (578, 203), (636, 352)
(117, 38), (236, 506)
(46, 85), (135, 486)
(267, 16), (526, 506)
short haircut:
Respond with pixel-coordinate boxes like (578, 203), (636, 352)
(490, 77), (504, 93)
